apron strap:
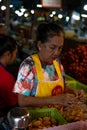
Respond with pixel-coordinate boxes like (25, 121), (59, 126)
(53, 60), (63, 80)
(32, 54), (44, 80)
(32, 54), (63, 82)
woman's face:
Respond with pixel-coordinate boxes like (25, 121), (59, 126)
(38, 33), (64, 63)
(8, 47), (18, 64)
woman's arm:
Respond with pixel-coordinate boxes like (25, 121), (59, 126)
(18, 93), (76, 107)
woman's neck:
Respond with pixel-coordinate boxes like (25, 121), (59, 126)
(0, 59), (7, 67)
(38, 53), (53, 65)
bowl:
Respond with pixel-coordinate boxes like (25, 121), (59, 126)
(7, 107), (30, 129)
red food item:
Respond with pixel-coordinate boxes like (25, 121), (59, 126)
(61, 44), (87, 85)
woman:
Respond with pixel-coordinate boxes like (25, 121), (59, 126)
(0, 35), (18, 119)
(13, 22), (84, 107)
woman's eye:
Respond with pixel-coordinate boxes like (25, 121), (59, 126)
(50, 47), (55, 50)
(59, 47), (63, 50)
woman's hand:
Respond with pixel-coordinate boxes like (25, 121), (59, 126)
(73, 89), (85, 97)
(55, 93), (77, 107)
(64, 86), (86, 102)
(73, 89), (86, 102)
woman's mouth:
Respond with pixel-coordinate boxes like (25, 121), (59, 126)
(52, 56), (57, 60)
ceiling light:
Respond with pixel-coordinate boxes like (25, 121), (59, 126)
(20, 7), (26, 13)
(9, 5), (13, 8)
(83, 4), (87, 11)
(31, 10), (34, 14)
(58, 14), (63, 19)
(1, 5), (6, 11)
(37, 4), (42, 8)
(66, 16), (70, 22)
(81, 14), (87, 18)
(24, 13), (29, 17)
(52, 11), (56, 15)
(49, 14), (53, 17)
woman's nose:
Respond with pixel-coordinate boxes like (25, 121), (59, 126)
(54, 48), (60, 55)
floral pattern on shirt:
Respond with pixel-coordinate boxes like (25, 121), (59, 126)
(13, 56), (65, 96)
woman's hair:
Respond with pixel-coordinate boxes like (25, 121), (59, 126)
(0, 34), (17, 56)
(36, 22), (64, 43)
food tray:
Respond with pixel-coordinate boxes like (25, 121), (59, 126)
(28, 108), (67, 125)
(65, 74), (87, 93)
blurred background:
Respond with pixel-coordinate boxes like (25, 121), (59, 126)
(0, 0), (87, 40)
(0, 0), (87, 84)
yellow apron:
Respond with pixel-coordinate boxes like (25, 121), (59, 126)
(32, 54), (64, 97)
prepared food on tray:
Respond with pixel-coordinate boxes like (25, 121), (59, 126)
(28, 108), (67, 130)
(29, 116), (58, 130)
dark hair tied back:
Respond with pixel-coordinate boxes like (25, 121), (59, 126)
(0, 34), (17, 56)
(36, 22), (64, 43)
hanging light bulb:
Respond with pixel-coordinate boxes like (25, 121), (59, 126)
(83, 4), (87, 11)
(1, 5), (6, 11)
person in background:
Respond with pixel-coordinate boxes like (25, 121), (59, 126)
(0, 35), (18, 121)
(0, 23), (8, 35)
(13, 22), (85, 107)
(0, 23), (20, 80)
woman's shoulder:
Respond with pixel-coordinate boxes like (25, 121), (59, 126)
(20, 56), (35, 68)
(18, 56), (36, 76)
(0, 66), (15, 85)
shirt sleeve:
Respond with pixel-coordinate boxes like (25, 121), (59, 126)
(60, 64), (65, 77)
(13, 59), (35, 96)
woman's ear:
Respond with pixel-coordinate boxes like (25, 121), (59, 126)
(3, 51), (11, 57)
(37, 41), (42, 51)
